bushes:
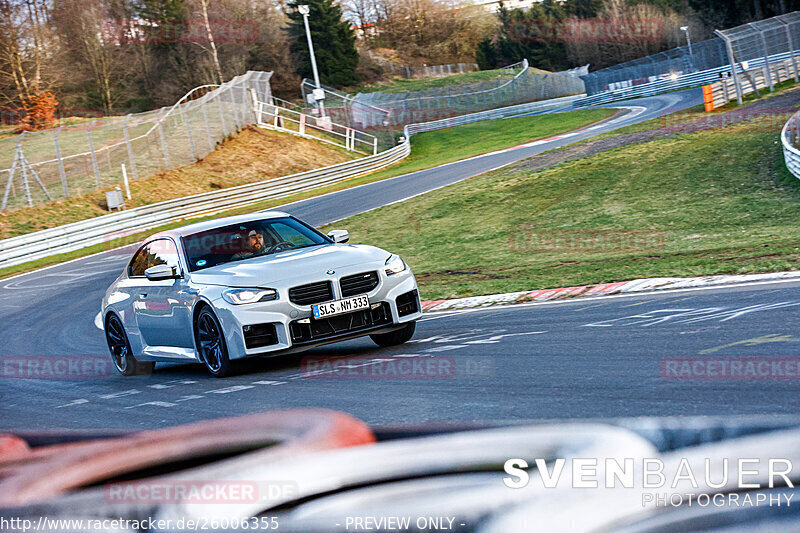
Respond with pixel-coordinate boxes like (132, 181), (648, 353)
(20, 92), (58, 131)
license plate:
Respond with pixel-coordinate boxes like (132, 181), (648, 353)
(312, 294), (370, 319)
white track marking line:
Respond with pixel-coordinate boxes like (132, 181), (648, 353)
(207, 385), (254, 394)
(100, 389), (140, 399)
(56, 399), (88, 408)
(125, 401), (177, 409)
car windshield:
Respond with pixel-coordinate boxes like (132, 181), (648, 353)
(182, 217), (330, 271)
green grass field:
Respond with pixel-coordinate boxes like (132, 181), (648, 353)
(362, 108), (614, 182)
(321, 121), (800, 300)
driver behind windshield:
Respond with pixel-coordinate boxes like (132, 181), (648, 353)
(232, 229), (266, 260)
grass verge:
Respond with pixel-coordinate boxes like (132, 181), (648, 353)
(0, 127), (357, 240)
(320, 121), (800, 300)
(0, 108), (615, 280)
(346, 67), (528, 95)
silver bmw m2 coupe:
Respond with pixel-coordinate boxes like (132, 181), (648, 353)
(102, 212), (421, 377)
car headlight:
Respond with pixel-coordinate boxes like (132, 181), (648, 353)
(385, 254), (406, 275)
(222, 288), (278, 305)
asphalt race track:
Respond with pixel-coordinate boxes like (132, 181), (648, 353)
(14, 87), (800, 432)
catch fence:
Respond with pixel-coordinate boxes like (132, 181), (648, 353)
(1, 71), (272, 211)
(302, 60), (585, 129)
(579, 12), (800, 107)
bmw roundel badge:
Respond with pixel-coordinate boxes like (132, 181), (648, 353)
(327, 270), (336, 275)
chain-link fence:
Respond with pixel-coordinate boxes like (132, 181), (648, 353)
(581, 11), (800, 101)
(370, 58), (480, 79)
(304, 60), (585, 129)
(580, 38), (728, 95)
(716, 12), (800, 104)
(0, 71), (272, 211)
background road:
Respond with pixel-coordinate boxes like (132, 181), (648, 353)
(11, 88), (787, 432)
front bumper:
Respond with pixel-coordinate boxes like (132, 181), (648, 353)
(212, 267), (421, 359)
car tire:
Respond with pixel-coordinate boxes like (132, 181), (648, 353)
(370, 321), (416, 347)
(105, 313), (155, 376)
(195, 307), (233, 377)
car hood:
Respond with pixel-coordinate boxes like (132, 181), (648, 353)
(189, 244), (391, 287)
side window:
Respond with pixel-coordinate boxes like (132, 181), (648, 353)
(128, 239), (179, 277)
(272, 222), (316, 247)
(129, 245), (149, 277)
(147, 239), (179, 270)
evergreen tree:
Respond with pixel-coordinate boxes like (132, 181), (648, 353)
(286, 0), (360, 88)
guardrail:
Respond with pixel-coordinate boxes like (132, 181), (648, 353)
(0, 143), (410, 268)
(0, 93), (585, 270)
(781, 109), (800, 179)
(703, 57), (798, 110)
(256, 99), (379, 155)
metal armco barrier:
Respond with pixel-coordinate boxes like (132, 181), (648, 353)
(703, 57), (799, 110)
(0, 94), (581, 270)
(781, 108), (800, 179)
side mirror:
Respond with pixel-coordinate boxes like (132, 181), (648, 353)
(145, 264), (180, 281)
(327, 229), (349, 243)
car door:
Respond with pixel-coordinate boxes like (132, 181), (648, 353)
(133, 238), (194, 349)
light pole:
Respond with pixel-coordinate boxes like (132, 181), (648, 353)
(680, 26), (695, 70)
(298, 5), (326, 118)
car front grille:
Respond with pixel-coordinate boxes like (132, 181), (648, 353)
(340, 271), (379, 298)
(289, 281), (333, 306)
(290, 302), (392, 346)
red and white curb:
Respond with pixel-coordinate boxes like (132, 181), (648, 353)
(420, 271), (800, 312)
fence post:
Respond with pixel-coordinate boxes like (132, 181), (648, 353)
(783, 21), (800, 82)
(179, 106), (198, 161)
(87, 120), (102, 187)
(156, 109), (171, 169)
(19, 148), (32, 208)
(121, 163), (131, 200)
(299, 113), (306, 136)
(748, 23), (774, 91)
(122, 114), (140, 180)
(1, 143), (21, 210)
(373, 137), (378, 156)
(53, 127), (69, 199)
(716, 31), (743, 105)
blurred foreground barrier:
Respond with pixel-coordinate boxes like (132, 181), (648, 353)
(0, 408), (373, 508)
(2, 413), (800, 532)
